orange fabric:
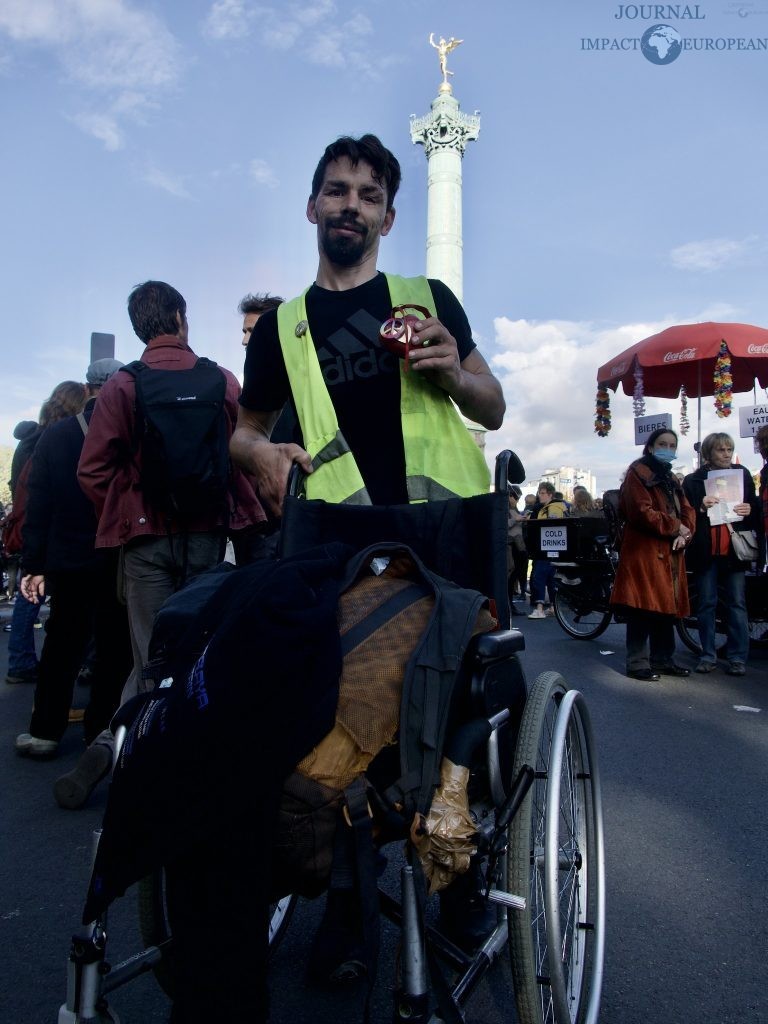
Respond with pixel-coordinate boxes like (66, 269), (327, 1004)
(610, 460), (696, 617)
(710, 523), (730, 557)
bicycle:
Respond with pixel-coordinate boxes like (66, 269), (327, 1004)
(526, 517), (619, 642)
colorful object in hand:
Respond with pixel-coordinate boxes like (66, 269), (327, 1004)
(679, 384), (689, 435)
(595, 387), (611, 436)
(713, 340), (733, 418)
(632, 357), (646, 418)
(379, 304), (432, 372)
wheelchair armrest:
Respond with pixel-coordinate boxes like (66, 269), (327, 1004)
(471, 628), (526, 661)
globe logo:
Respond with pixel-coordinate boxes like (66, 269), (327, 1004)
(641, 24), (683, 65)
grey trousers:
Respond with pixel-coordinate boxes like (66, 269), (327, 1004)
(90, 531), (223, 755)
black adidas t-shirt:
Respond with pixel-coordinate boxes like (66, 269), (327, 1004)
(240, 273), (475, 505)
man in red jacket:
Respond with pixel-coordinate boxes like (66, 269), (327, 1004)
(60, 281), (265, 808)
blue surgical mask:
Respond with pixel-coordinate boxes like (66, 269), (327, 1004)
(653, 448), (676, 464)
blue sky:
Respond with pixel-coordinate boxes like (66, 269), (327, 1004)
(1, 0), (767, 491)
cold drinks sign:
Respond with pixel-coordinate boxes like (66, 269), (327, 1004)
(541, 526), (568, 557)
(633, 412), (673, 446)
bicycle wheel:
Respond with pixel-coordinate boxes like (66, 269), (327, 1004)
(137, 872), (297, 998)
(507, 672), (605, 1024)
(553, 582), (611, 641)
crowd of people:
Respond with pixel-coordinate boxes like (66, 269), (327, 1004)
(2, 130), (767, 1024)
(507, 425), (767, 682)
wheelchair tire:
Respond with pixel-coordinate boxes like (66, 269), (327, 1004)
(507, 672), (605, 1024)
(137, 872), (297, 999)
(553, 585), (612, 641)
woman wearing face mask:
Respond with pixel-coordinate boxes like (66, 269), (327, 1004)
(682, 432), (759, 676)
(610, 428), (696, 680)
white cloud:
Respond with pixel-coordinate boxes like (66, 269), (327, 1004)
(204, 1), (387, 75)
(0, 0), (182, 148)
(249, 158), (279, 188)
(71, 111), (123, 151)
(143, 167), (193, 200)
(203, 0), (250, 40)
(486, 312), (758, 492)
(669, 237), (757, 272)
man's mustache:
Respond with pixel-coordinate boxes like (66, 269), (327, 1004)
(329, 217), (365, 234)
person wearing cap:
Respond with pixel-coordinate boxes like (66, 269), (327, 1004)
(14, 359), (133, 761)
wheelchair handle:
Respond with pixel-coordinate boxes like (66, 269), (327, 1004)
(286, 462), (308, 499)
(494, 450), (526, 495)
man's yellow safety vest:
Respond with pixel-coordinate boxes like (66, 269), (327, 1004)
(276, 274), (491, 504)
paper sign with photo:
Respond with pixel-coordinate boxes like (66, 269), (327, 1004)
(704, 469), (744, 525)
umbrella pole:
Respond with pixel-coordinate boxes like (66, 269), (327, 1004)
(697, 362), (702, 468)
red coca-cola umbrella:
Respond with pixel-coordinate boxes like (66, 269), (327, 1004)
(595, 321), (768, 437)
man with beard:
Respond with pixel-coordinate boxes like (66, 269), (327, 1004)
(231, 132), (504, 512)
(210, 134), (504, 1018)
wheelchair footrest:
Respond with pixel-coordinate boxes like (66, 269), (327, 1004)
(487, 889), (526, 911)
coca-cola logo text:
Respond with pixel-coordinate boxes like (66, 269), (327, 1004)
(610, 361), (628, 375)
(663, 348), (697, 363)
(747, 343), (768, 355)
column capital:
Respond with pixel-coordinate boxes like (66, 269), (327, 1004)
(410, 92), (481, 158)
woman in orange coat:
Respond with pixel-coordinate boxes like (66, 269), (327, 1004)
(610, 428), (696, 680)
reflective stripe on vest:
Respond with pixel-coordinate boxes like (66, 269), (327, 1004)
(277, 274), (490, 503)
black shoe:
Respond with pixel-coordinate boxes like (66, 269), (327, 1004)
(626, 669), (660, 681)
(652, 663), (690, 677)
(5, 668), (38, 684)
(725, 662), (746, 676)
(306, 890), (366, 988)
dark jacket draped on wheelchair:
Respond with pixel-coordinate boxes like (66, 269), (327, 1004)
(83, 521), (493, 924)
(83, 545), (349, 923)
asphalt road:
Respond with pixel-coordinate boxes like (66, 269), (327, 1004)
(1, 598), (766, 1024)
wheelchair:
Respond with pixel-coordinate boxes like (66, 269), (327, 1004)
(58, 451), (605, 1024)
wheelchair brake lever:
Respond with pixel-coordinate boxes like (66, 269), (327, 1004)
(496, 764), (535, 835)
(482, 765), (536, 901)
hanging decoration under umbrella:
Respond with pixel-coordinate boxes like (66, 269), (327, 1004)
(594, 387), (611, 436)
(679, 384), (689, 435)
(632, 358), (646, 418)
(713, 340), (733, 417)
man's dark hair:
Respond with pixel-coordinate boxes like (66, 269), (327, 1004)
(311, 134), (401, 211)
(238, 293), (284, 316)
(128, 281), (187, 344)
(538, 481), (556, 496)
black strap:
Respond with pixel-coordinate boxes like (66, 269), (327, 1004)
(340, 582), (428, 657)
(343, 778), (380, 1024)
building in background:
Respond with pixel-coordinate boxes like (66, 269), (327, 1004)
(539, 466), (598, 500)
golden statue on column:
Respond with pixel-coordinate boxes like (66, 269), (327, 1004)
(429, 33), (464, 86)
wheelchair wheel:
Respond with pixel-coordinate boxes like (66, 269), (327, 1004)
(137, 872), (297, 998)
(553, 583), (612, 641)
(507, 672), (605, 1024)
